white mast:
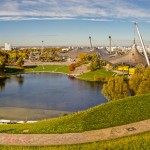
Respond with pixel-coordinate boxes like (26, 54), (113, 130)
(134, 22), (150, 66)
(109, 36), (112, 52)
(89, 36), (93, 48)
(41, 40), (44, 53)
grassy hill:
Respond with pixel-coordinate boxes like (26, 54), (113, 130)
(77, 68), (114, 81)
(0, 93), (150, 134)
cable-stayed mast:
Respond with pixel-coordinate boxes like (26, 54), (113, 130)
(89, 36), (93, 48)
(41, 40), (44, 53)
(134, 22), (150, 66)
(109, 36), (112, 52)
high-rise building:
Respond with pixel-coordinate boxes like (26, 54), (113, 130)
(5, 43), (11, 50)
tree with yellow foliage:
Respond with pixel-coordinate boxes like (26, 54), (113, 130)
(102, 76), (128, 101)
(0, 51), (9, 73)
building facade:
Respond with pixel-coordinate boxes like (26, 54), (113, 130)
(5, 43), (11, 50)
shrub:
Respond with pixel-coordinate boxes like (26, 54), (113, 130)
(94, 76), (105, 82)
(69, 62), (81, 71)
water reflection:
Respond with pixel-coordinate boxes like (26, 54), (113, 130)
(15, 75), (24, 87)
(0, 77), (7, 91)
(0, 75), (24, 90)
(0, 73), (107, 120)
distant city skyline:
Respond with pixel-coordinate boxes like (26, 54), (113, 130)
(0, 0), (150, 47)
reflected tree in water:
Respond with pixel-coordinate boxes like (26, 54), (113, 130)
(16, 75), (24, 87)
(0, 77), (7, 91)
(89, 82), (102, 91)
(0, 51), (9, 73)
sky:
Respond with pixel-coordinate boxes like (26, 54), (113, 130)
(0, 0), (150, 47)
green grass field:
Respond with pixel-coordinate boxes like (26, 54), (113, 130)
(25, 65), (70, 74)
(0, 131), (150, 150)
(77, 68), (114, 81)
(0, 93), (149, 134)
(4, 66), (113, 79)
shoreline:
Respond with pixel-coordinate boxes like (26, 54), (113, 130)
(0, 71), (98, 82)
(1, 64), (113, 81)
(0, 106), (72, 123)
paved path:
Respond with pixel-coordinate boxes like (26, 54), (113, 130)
(0, 119), (150, 146)
(72, 64), (90, 76)
(24, 61), (72, 66)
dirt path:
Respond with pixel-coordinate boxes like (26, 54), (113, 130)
(0, 119), (150, 146)
(24, 61), (72, 66)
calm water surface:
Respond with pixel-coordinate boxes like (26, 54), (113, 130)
(0, 73), (107, 120)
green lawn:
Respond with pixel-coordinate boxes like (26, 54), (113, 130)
(0, 94), (150, 134)
(77, 68), (114, 81)
(4, 66), (112, 79)
(0, 131), (150, 150)
(25, 65), (70, 74)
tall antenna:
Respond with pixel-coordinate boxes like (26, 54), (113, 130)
(109, 36), (112, 52)
(134, 22), (150, 66)
(89, 36), (93, 48)
(41, 40), (44, 53)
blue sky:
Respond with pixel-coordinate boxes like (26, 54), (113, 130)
(0, 0), (150, 46)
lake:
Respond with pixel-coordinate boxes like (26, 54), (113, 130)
(0, 73), (107, 120)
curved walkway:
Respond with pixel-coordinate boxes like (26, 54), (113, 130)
(0, 119), (150, 146)
(24, 61), (72, 66)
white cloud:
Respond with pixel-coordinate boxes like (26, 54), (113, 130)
(0, 0), (150, 21)
(0, 16), (75, 21)
(81, 18), (112, 22)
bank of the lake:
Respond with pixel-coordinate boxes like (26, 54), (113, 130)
(24, 65), (114, 81)
(3, 65), (114, 81)
(0, 93), (149, 134)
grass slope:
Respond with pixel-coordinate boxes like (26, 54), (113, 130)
(25, 65), (70, 74)
(78, 68), (114, 81)
(0, 94), (150, 134)
(0, 131), (150, 149)
(3, 65), (70, 74)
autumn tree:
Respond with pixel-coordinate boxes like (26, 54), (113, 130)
(136, 67), (150, 95)
(16, 57), (24, 67)
(135, 64), (145, 74)
(78, 53), (90, 63)
(89, 55), (103, 71)
(129, 66), (150, 95)
(0, 51), (9, 73)
(102, 76), (128, 101)
(129, 73), (142, 95)
(9, 52), (17, 64)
